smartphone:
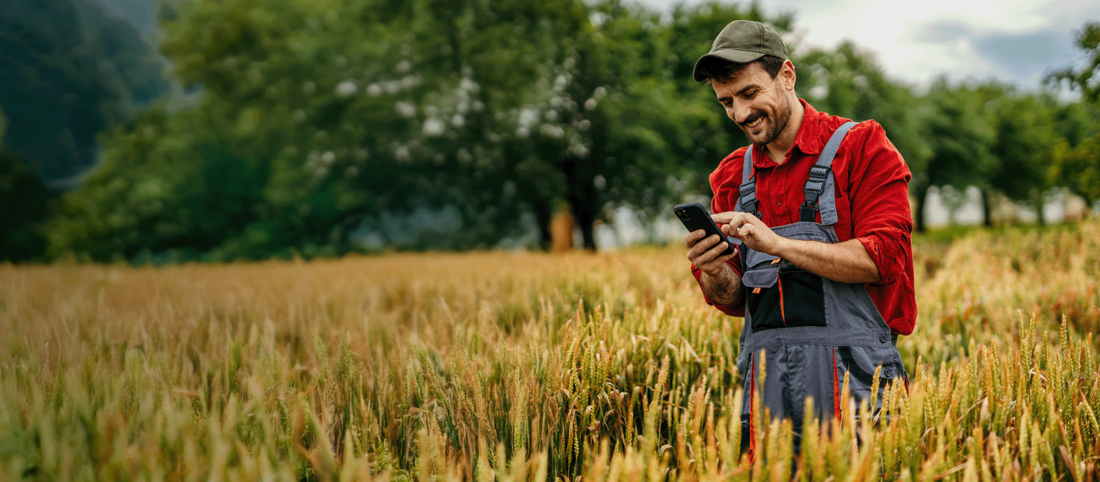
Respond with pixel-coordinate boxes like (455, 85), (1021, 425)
(674, 202), (737, 256)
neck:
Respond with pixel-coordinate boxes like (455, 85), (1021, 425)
(764, 96), (804, 165)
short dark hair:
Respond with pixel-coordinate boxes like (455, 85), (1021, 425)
(696, 55), (785, 84)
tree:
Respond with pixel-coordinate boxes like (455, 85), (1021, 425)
(506, 0), (688, 250)
(985, 89), (1060, 224)
(1052, 131), (1100, 208)
(912, 79), (997, 232)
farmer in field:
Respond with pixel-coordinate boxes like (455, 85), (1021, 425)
(684, 20), (915, 456)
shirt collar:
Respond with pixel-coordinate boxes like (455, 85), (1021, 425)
(751, 98), (824, 169)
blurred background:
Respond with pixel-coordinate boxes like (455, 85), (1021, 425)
(1, 0), (1099, 263)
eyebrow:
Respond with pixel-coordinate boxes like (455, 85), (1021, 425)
(717, 84), (761, 104)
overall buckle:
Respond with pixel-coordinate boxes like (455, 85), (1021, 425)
(740, 181), (760, 218)
(801, 166), (831, 222)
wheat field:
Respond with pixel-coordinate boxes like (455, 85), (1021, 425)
(1, 222), (1098, 481)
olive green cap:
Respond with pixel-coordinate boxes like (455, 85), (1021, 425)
(693, 20), (789, 82)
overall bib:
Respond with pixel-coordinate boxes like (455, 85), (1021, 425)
(732, 122), (909, 456)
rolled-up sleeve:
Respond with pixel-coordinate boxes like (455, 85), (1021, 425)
(848, 121), (913, 286)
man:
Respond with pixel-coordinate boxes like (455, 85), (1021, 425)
(684, 20), (916, 456)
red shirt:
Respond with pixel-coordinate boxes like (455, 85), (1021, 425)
(691, 99), (917, 336)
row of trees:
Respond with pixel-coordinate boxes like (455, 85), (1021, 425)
(798, 42), (1099, 231)
(4, 0), (1100, 262)
(43, 0), (777, 261)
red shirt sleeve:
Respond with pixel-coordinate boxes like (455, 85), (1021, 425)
(847, 121), (913, 286)
(690, 151), (746, 317)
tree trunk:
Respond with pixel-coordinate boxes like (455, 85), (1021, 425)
(577, 211), (596, 251)
(1035, 196), (1046, 225)
(532, 201), (553, 251)
(562, 156), (597, 251)
(915, 183), (930, 233)
(567, 190), (597, 251)
(981, 188), (993, 227)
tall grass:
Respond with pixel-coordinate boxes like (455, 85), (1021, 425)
(1, 223), (1098, 480)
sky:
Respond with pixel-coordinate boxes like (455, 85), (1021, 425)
(640, 0), (1100, 91)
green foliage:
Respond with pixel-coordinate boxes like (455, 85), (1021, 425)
(0, 153), (53, 262)
(46, 106), (274, 261)
(923, 80), (999, 189)
(0, 0), (166, 262)
(908, 79), (999, 231)
(1054, 131), (1100, 205)
(986, 89), (1060, 207)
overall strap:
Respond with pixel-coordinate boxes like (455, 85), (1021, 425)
(736, 145), (761, 218)
(801, 121), (856, 224)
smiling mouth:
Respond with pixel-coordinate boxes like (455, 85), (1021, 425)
(746, 117), (764, 129)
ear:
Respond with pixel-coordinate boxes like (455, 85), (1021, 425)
(780, 59), (796, 91)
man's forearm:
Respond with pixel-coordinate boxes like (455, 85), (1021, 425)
(700, 263), (743, 305)
(775, 238), (881, 284)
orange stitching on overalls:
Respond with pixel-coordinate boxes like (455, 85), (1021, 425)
(774, 258), (786, 325)
(832, 347), (841, 421)
(748, 356), (756, 463)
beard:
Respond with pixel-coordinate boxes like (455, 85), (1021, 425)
(741, 94), (793, 148)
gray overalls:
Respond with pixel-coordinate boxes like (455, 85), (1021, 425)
(731, 122), (908, 456)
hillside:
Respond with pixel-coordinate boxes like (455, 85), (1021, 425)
(0, 0), (166, 184)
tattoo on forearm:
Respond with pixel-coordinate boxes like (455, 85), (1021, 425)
(703, 264), (741, 305)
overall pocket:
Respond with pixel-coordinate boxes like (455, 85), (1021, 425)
(835, 345), (904, 416)
(745, 260), (828, 331)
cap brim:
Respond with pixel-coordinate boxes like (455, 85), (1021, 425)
(692, 49), (766, 82)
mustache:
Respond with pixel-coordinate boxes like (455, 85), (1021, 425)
(738, 112), (765, 129)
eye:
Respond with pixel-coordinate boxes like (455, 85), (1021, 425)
(745, 90), (759, 99)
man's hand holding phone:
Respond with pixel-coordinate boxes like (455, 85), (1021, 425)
(685, 226), (736, 277)
(684, 223), (742, 306)
(675, 203), (735, 276)
(675, 202), (745, 306)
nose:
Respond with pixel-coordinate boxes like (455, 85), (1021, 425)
(728, 99), (751, 124)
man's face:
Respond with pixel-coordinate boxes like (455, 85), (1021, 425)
(711, 61), (795, 147)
